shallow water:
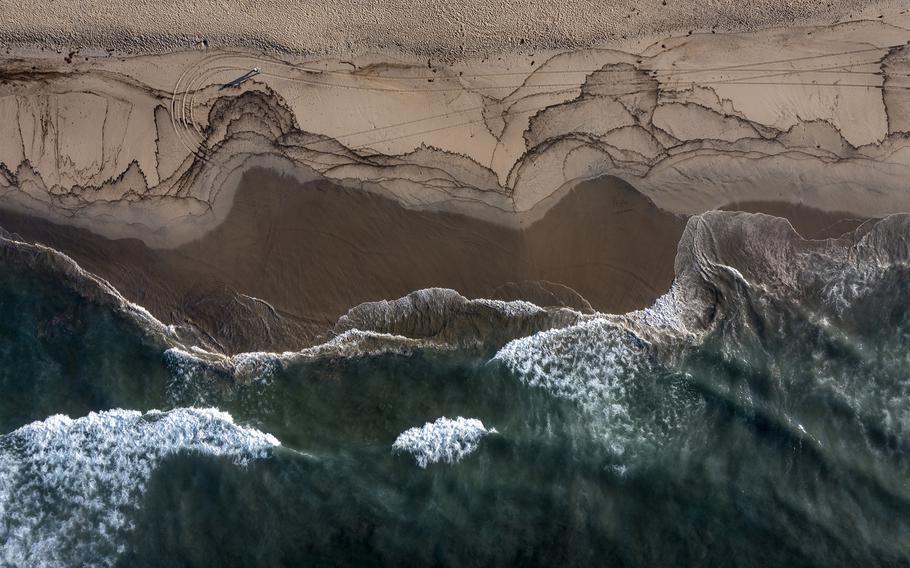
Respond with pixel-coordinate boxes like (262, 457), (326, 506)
(2, 235), (910, 567)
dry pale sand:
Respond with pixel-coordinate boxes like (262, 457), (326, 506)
(0, 0), (904, 57)
(1, 13), (908, 352)
(4, 19), (910, 249)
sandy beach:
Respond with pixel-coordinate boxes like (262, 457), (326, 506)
(0, 6), (908, 352)
(0, 0), (903, 56)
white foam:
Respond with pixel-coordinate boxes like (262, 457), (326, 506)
(163, 330), (444, 402)
(297, 329), (435, 357)
(392, 416), (495, 468)
(629, 287), (692, 336)
(494, 318), (696, 458)
(0, 407), (280, 567)
(495, 318), (644, 407)
(473, 298), (544, 317)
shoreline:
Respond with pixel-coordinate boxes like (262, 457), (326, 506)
(0, 168), (868, 353)
(0, 13), (906, 355)
(0, 170), (685, 352)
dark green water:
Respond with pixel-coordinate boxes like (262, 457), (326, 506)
(1, 254), (910, 567)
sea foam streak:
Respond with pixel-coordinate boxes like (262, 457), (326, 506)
(393, 416), (495, 468)
(0, 408), (280, 567)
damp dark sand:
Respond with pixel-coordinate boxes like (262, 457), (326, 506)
(721, 201), (868, 240)
(0, 170), (679, 351)
(0, 168), (868, 353)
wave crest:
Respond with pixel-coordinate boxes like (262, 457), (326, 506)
(0, 407), (279, 567)
(392, 416), (495, 468)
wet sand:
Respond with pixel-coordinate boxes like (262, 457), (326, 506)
(721, 201), (869, 240)
(0, 166), (871, 354)
(0, 169), (689, 352)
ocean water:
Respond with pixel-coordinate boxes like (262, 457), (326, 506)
(2, 216), (910, 567)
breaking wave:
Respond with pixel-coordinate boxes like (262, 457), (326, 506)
(494, 318), (699, 458)
(493, 212), (910, 467)
(392, 416), (495, 468)
(0, 408), (279, 567)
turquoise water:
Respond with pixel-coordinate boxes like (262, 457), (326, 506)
(1, 248), (910, 566)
